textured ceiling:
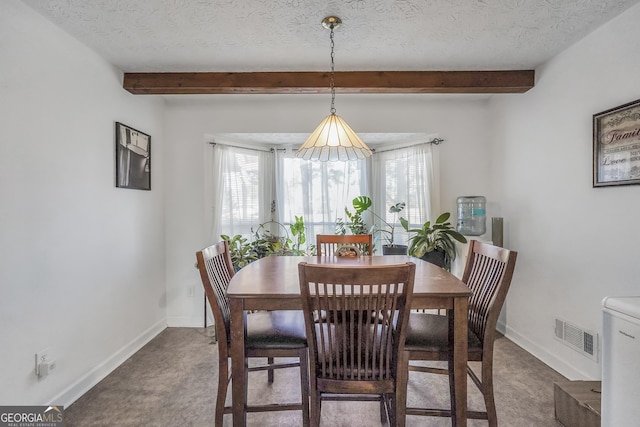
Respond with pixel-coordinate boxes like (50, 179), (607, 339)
(21, 0), (640, 73)
(19, 0), (640, 145)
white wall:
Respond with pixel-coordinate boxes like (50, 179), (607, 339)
(490, 3), (640, 379)
(164, 94), (493, 326)
(5, 0), (634, 407)
(0, 1), (166, 406)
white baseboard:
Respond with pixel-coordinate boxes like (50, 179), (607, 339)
(166, 315), (209, 328)
(497, 319), (595, 380)
(52, 319), (167, 407)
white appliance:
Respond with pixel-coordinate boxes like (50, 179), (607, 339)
(601, 296), (640, 426)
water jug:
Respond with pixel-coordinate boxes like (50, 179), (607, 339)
(456, 196), (486, 236)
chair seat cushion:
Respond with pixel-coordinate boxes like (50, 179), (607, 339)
(404, 312), (482, 353)
(245, 310), (307, 350)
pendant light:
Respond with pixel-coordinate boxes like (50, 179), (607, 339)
(296, 16), (372, 162)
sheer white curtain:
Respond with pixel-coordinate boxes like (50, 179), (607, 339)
(207, 143), (275, 242)
(275, 148), (369, 242)
(205, 139), (439, 249)
(371, 142), (439, 247)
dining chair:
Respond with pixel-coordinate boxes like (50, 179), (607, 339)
(316, 234), (373, 256)
(196, 241), (310, 427)
(404, 240), (517, 427)
(298, 262), (416, 427)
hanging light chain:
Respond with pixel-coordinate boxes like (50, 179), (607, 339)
(329, 23), (336, 114)
(296, 16), (372, 161)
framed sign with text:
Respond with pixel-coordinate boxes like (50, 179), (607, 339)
(593, 99), (640, 187)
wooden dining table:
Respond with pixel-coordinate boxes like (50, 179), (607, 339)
(227, 255), (472, 426)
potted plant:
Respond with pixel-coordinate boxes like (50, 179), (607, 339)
(400, 212), (467, 271)
(220, 234), (259, 271)
(335, 200), (371, 236)
(378, 200), (408, 255)
(287, 215), (308, 255)
(222, 217), (310, 270)
(339, 196), (408, 255)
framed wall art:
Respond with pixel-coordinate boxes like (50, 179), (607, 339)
(115, 122), (151, 190)
(593, 99), (640, 187)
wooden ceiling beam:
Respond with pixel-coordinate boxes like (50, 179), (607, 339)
(123, 70), (534, 94)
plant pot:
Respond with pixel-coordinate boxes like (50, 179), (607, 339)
(382, 244), (408, 255)
(421, 250), (446, 268)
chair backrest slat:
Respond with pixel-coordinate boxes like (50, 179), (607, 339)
(461, 240), (517, 343)
(299, 263), (415, 383)
(196, 241), (236, 352)
(316, 234), (373, 256)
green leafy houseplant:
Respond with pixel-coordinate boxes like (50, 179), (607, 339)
(335, 198), (371, 236)
(383, 201), (407, 247)
(220, 234), (259, 271)
(222, 217), (310, 271)
(400, 212), (467, 271)
(338, 196), (406, 248)
(288, 215), (307, 255)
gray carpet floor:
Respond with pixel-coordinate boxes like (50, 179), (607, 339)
(63, 327), (566, 426)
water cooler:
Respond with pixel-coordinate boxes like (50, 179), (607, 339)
(453, 196), (490, 278)
(456, 196), (486, 236)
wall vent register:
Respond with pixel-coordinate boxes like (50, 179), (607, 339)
(554, 317), (598, 361)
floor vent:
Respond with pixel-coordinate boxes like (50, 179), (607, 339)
(554, 318), (598, 361)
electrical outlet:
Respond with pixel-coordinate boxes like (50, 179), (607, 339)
(35, 348), (52, 378)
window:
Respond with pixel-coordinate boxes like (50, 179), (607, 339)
(219, 149), (260, 234)
(208, 141), (438, 249)
(208, 144), (274, 240)
(276, 151), (369, 239)
(371, 143), (439, 246)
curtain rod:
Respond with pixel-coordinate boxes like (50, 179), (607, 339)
(209, 142), (273, 153)
(210, 138), (444, 154)
(371, 137), (444, 154)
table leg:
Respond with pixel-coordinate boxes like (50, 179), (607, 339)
(452, 296), (468, 427)
(230, 298), (247, 427)
(396, 349), (409, 427)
